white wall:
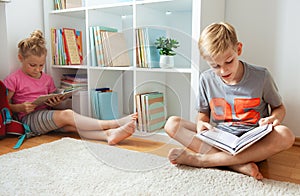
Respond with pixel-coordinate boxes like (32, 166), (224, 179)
(225, 0), (300, 136)
(0, 0), (44, 80)
(1, 0), (299, 136)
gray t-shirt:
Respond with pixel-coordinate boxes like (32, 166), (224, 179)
(197, 61), (282, 136)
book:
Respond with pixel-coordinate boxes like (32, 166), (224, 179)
(89, 26), (97, 67)
(101, 31), (130, 67)
(145, 92), (165, 132)
(97, 91), (119, 120)
(135, 92), (166, 132)
(62, 28), (81, 65)
(32, 87), (82, 106)
(143, 28), (166, 68)
(195, 124), (273, 155)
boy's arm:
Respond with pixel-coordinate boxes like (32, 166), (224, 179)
(7, 90), (36, 114)
(259, 104), (286, 126)
(196, 112), (213, 133)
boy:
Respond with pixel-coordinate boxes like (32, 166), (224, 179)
(164, 22), (295, 179)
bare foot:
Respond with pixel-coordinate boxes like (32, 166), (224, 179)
(106, 120), (136, 145)
(229, 162), (263, 180)
(168, 148), (204, 167)
(116, 113), (138, 127)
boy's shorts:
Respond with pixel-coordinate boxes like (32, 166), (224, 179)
(21, 110), (59, 138)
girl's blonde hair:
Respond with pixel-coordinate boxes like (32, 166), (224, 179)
(18, 30), (47, 59)
(198, 22), (238, 59)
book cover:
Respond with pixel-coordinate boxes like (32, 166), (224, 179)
(195, 124), (273, 155)
(32, 87), (81, 106)
(62, 28), (81, 65)
(103, 32), (131, 67)
(97, 91), (119, 120)
(145, 92), (165, 132)
(143, 28), (166, 68)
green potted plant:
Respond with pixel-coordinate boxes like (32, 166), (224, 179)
(155, 36), (179, 68)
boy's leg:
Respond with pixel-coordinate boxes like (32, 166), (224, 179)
(167, 123), (294, 178)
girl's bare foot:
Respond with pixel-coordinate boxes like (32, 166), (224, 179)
(168, 148), (204, 167)
(106, 120), (136, 145)
(116, 113), (138, 127)
(229, 163), (263, 180)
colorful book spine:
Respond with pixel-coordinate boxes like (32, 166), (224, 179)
(145, 92), (165, 132)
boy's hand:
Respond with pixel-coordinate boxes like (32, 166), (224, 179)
(197, 121), (213, 133)
(259, 116), (280, 126)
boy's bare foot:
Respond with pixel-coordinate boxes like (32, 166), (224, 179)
(168, 148), (204, 167)
(169, 148), (263, 180)
(106, 120), (136, 145)
(229, 163), (263, 180)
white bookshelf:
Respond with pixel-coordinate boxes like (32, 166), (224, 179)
(43, 0), (225, 128)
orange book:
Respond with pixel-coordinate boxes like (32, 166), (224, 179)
(62, 28), (81, 65)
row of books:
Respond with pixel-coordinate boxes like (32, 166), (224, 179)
(135, 27), (166, 68)
(135, 92), (166, 132)
(60, 74), (87, 89)
(54, 0), (84, 10)
(89, 26), (131, 67)
(91, 88), (119, 120)
(51, 28), (83, 65)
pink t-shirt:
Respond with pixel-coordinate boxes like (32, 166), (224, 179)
(4, 69), (57, 120)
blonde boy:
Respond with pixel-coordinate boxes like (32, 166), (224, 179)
(164, 22), (295, 179)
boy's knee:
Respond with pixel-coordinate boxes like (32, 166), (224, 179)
(164, 116), (181, 138)
(277, 126), (295, 150)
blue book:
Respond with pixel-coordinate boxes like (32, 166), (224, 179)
(89, 26), (97, 67)
(143, 28), (166, 68)
(97, 92), (119, 120)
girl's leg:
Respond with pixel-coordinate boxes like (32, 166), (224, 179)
(53, 109), (137, 144)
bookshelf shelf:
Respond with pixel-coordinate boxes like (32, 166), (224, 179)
(43, 0), (225, 131)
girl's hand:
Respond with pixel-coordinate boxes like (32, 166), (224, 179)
(45, 96), (62, 107)
(22, 102), (37, 114)
(259, 116), (280, 127)
(196, 121), (213, 133)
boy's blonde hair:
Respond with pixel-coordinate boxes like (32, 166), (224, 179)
(18, 30), (47, 59)
(198, 22), (238, 59)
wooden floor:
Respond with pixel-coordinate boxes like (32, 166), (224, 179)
(1, 132), (300, 184)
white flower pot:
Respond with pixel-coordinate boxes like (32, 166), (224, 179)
(159, 55), (174, 68)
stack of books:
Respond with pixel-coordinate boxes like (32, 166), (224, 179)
(50, 28), (83, 65)
(60, 74), (87, 89)
(91, 88), (119, 120)
(89, 26), (131, 67)
(135, 92), (166, 132)
(135, 27), (166, 68)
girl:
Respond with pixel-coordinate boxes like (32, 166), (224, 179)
(4, 30), (137, 145)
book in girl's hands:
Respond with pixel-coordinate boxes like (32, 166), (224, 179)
(32, 87), (81, 106)
(195, 124), (273, 156)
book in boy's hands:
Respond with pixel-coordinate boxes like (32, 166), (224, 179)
(195, 124), (273, 155)
(32, 87), (81, 106)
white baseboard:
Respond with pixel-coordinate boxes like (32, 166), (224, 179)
(132, 131), (182, 146)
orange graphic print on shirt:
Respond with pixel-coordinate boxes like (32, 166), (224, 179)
(210, 98), (261, 125)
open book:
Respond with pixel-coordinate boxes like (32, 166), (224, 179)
(195, 124), (273, 155)
(32, 88), (81, 106)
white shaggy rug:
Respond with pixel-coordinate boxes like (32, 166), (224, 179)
(0, 137), (300, 195)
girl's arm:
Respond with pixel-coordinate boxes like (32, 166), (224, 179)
(7, 90), (36, 114)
